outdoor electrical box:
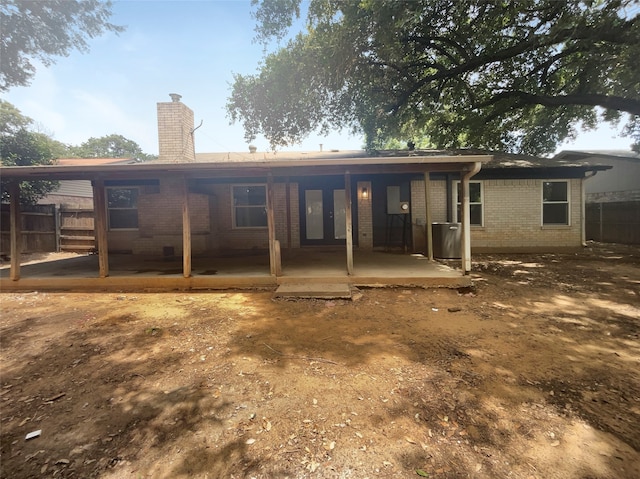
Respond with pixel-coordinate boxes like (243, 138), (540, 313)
(386, 186), (410, 214)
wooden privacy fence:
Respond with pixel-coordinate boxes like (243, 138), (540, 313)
(586, 201), (640, 245)
(59, 208), (95, 252)
(0, 205), (95, 254)
(1, 204), (57, 253)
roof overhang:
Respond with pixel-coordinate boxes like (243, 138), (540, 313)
(0, 155), (491, 181)
(554, 149), (640, 162)
(477, 164), (612, 180)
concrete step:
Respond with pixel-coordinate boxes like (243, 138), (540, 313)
(274, 283), (353, 299)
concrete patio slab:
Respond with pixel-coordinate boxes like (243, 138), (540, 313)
(0, 249), (471, 292)
(273, 283), (353, 299)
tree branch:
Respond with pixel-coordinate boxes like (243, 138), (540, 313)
(483, 91), (640, 116)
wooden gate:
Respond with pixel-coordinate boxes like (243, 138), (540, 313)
(59, 208), (96, 252)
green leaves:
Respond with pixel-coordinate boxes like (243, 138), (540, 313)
(1, 101), (59, 204)
(229, 0), (640, 154)
(0, 0), (124, 91)
(69, 134), (155, 161)
(0, 102), (156, 204)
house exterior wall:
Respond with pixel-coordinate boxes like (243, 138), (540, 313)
(409, 177), (583, 253)
(106, 177), (376, 254)
(410, 179), (447, 252)
(430, 180), (448, 222)
(472, 178), (582, 251)
(357, 181), (373, 249)
(196, 182), (302, 251)
(273, 182), (300, 249)
(107, 177), (209, 254)
(210, 183), (268, 250)
(288, 183), (300, 248)
(106, 174), (584, 256)
(370, 176), (412, 248)
(112, 180), (302, 254)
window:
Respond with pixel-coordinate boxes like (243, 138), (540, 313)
(542, 181), (569, 225)
(454, 181), (483, 226)
(106, 187), (139, 229)
(233, 185), (267, 228)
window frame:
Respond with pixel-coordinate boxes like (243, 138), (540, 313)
(106, 186), (140, 231)
(453, 180), (484, 227)
(231, 183), (268, 229)
(541, 180), (570, 226)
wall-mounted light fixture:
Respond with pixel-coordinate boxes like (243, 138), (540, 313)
(361, 186), (369, 199)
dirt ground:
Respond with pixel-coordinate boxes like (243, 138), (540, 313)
(1, 242), (639, 479)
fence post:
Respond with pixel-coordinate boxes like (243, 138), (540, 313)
(599, 203), (603, 242)
(54, 205), (61, 252)
(9, 183), (21, 281)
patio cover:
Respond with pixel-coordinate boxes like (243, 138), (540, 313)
(1, 152), (491, 288)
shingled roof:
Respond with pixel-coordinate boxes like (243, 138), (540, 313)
(554, 149), (640, 162)
(194, 148), (610, 170)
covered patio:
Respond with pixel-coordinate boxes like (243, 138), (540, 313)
(0, 248), (469, 292)
(1, 151), (489, 292)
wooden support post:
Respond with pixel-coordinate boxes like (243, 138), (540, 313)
(267, 173), (279, 276)
(424, 171), (433, 260)
(182, 177), (192, 278)
(9, 183), (21, 281)
(345, 171), (354, 275)
(92, 180), (109, 278)
(274, 239), (282, 276)
(285, 178), (291, 249)
(54, 205), (61, 252)
(599, 203), (603, 242)
(581, 175), (587, 246)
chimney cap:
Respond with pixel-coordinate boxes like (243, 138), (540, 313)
(169, 93), (182, 102)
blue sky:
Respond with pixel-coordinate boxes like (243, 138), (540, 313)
(3, 0), (635, 156)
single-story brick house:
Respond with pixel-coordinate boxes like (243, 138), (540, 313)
(0, 95), (610, 291)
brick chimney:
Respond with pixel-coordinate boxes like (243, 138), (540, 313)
(157, 93), (195, 162)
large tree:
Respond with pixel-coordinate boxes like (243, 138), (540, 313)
(0, 0), (124, 91)
(0, 101), (61, 204)
(69, 133), (156, 161)
(228, 0), (640, 154)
